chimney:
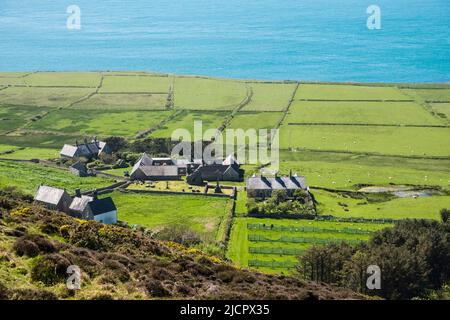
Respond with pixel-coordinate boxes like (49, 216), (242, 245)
(75, 140), (78, 147)
(84, 138), (88, 146)
(75, 188), (81, 198)
(93, 190), (98, 200)
(289, 169), (292, 178)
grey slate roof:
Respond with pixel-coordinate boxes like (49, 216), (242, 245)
(70, 161), (87, 172)
(69, 195), (94, 213)
(140, 165), (179, 177)
(60, 144), (78, 158)
(34, 185), (67, 205)
(247, 175), (307, 191)
(87, 197), (117, 216)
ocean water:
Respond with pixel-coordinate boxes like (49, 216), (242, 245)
(0, 0), (449, 82)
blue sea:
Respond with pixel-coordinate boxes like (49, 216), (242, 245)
(0, 0), (449, 82)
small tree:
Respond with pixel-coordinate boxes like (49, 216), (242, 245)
(440, 208), (450, 223)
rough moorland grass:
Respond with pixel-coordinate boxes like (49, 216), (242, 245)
(100, 75), (172, 93)
(71, 93), (168, 110)
(151, 111), (228, 139)
(285, 101), (443, 125)
(174, 77), (248, 110)
(23, 72), (102, 87)
(241, 83), (297, 111)
(279, 125), (450, 157)
(227, 217), (388, 274)
(295, 84), (409, 100)
(0, 160), (114, 194)
(226, 112), (282, 131)
(314, 189), (448, 220)
(109, 191), (232, 240)
(0, 87), (93, 108)
(26, 109), (173, 138)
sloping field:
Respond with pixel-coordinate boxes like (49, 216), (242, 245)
(71, 93), (168, 110)
(295, 84), (409, 100)
(100, 75), (172, 93)
(23, 72), (101, 87)
(0, 87), (93, 107)
(314, 189), (448, 221)
(226, 112), (281, 131)
(242, 82), (297, 111)
(174, 77), (248, 110)
(151, 110), (227, 139)
(279, 125), (450, 157)
(0, 77), (26, 86)
(110, 191), (233, 241)
(0, 105), (49, 134)
(0, 160), (114, 194)
(285, 101), (443, 125)
(276, 151), (450, 189)
(26, 109), (173, 138)
(0, 147), (59, 160)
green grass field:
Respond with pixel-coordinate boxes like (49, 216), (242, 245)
(401, 89), (450, 102)
(226, 112), (281, 131)
(314, 189), (447, 220)
(241, 82), (296, 111)
(0, 147), (59, 160)
(285, 101), (443, 125)
(174, 77), (248, 110)
(274, 150), (450, 189)
(71, 93), (168, 110)
(0, 105), (50, 134)
(26, 109), (173, 138)
(227, 217), (389, 274)
(279, 125), (450, 156)
(0, 160), (115, 194)
(22, 72), (101, 87)
(431, 103), (450, 120)
(151, 110), (227, 139)
(0, 87), (93, 108)
(295, 84), (409, 100)
(100, 75), (172, 93)
(108, 191), (233, 241)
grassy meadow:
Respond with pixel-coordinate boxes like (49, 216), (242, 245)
(108, 191), (233, 241)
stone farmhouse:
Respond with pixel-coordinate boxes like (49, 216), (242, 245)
(34, 186), (117, 225)
(246, 173), (308, 199)
(60, 137), (111, 160)
(186, 154), (244, 185)
(129, 153), (199, 181)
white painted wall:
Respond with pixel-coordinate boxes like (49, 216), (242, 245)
(94, 210), (117, 225)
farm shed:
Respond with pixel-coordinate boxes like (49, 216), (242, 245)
(60, 137), (111, 160)
(69, 161), (89, 177)
(34, 185), (72, 214)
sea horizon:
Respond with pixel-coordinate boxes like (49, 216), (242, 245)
(1, 0), (449, 83)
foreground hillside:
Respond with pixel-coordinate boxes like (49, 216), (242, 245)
(0, 188), (361, 300)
